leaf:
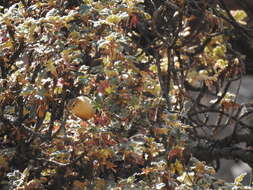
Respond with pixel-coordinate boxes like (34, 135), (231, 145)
(153, 128), (169, 136)
(98, 149), (113, 161)
(105, 86), (114, 94)
(214, 59), (228, 70)
(177, 172), (195, 186)
(54, 86), (63, 95)
(175, 160), (184, 175)
(0, 155), (8, 169)
(37, 104), (48, 118)
(105, 161), (117, 172)
(0, 40), (13, 50)
(129, 15), (138, 28)
(20, 84), (34, 97)
(231, 10), (247, 24)
(149, 65), (157, 73)
(168, 147), (184, 160)
(44, 112), (52, 123)
(106, 14), (121, 24)
(124, 151), (144, 165)
(73, 180), (86, 189)
(141, 167), (155, 175)
(46, 8), (59, 17)
(234, 172), (247, 185)
(213, 45), (226, 57)
(97, 39), (110, 50)
(101, 133), (116, 145)
(41, 169), (56, 177)
(46, 60), (58, 77)
(69, 31), (80, 40)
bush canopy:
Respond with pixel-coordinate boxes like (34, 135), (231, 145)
(1, 0), (253, 189)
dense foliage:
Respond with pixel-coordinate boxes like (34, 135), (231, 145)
(1, 0), (253, 189)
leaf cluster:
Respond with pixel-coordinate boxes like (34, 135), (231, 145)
(0, 0), (253, 189)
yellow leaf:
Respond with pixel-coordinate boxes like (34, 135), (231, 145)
(0, 40), (13, 50)
(234, 172), (247, 185)
(46, 60), (58, 77)
(41, 168), (56, 176)
(35, 2), (44, 7)
(149, 64), (157, 73)
(44, 112), (52, 122)
(213, 45), (226, 57)
(69, 31), (80, 40)
(105, 86), (113, 94)
(175, 160), (184, 175)
(232, 10), (247, 24)
(214, 59), (228, 70)
(106, 15), (121, 24)
(177, 172), (195, 186)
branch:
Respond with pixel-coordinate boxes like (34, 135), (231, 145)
(36, 152), (85, 168)
(189, 144), (253, 168)
(216, 133), (253, 147)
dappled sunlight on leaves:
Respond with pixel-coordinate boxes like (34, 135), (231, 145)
(0, 0), (253, 189)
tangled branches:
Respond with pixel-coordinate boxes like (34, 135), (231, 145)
(127, 0), (253, 168)
(1, 0), (253, 189)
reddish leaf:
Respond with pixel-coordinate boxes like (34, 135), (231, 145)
(129, 15), (138, 28)
(168, 147), (184, 160)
